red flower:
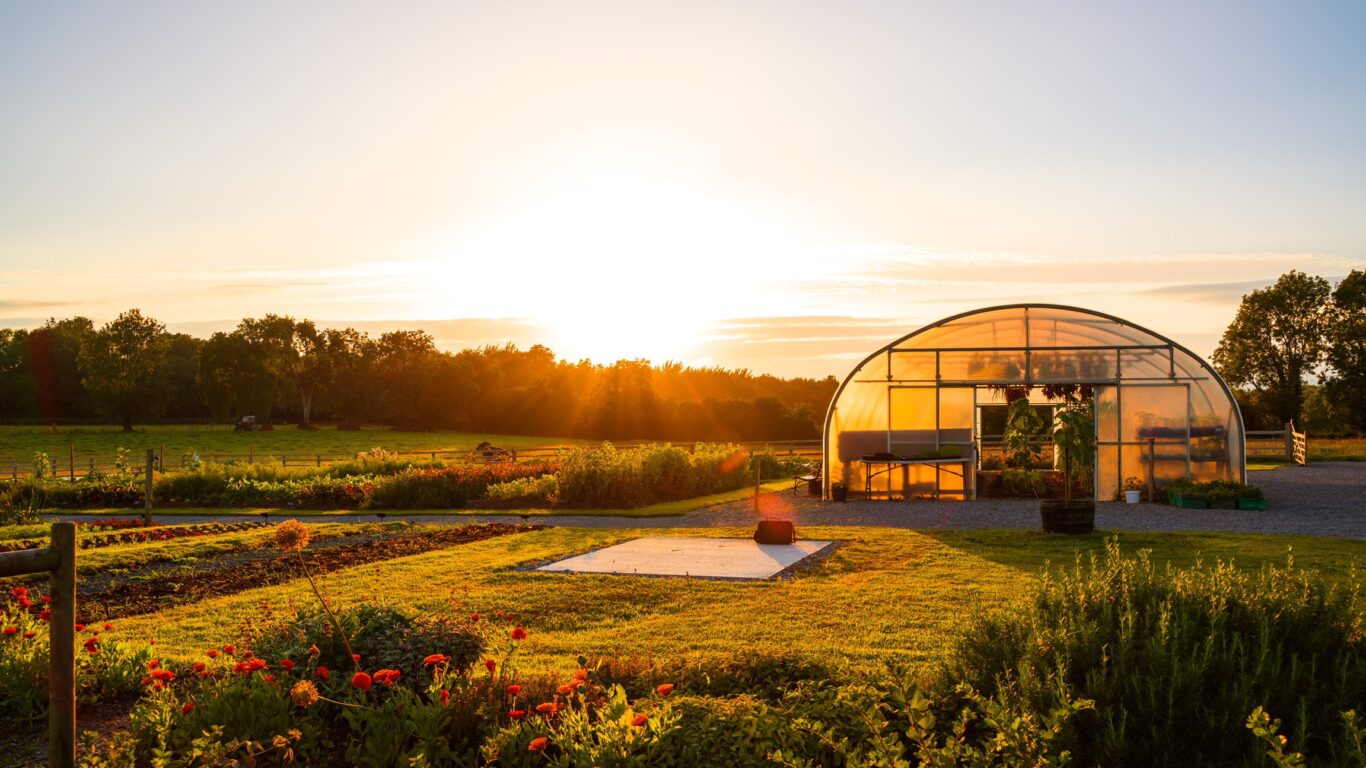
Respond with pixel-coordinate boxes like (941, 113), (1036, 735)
(470, 613), (480, 621)
(423, 654), (449, 666)
(280, 659), (295, 670)
(485, 658), (497, 674)
(510, 626), (527, 641)
(181, 701), (194, 716)
(147, 659), (160, 669)
(22, 631), (35, 639)
(507, 684), (521, 695)
(83, 637), (99, 654)
(103, 623), (113, 631)
(151, 669), (175, 682)
(631, 713), (648, 727)
(2, 627), (16, 636)
(556, 683), (575, 695)
(205, 649), (219, 659)
(529, 736), (549, 752)
(263, 674), (277, 683)
(307, 644), (320, 657)
(656, 683), (675, 698)
(9, 587), (27, 598)
(140, 676), (152, 685)
(39, 610), (50, 622)
(535, 702), (557, 715)
(508, 709), (526, 719)
(351, 671), (372, 691)
(222, 644), (234, 656)
(40, 596), (50, 604)
(440, 689), (450, 706)
(74, 623), (85, 632)
(192, 663), (206, 672)
(374, 669), (401, 687)
(315, 666), (331, 682)
(352, 653), (361, 662)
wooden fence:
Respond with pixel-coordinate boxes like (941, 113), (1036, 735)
(0, 440), (823, 481)
(0, 523), (76, 768)
(1246, 422), (1309, 464)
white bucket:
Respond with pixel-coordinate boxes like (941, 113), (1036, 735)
(1125, 489), (1142, 504)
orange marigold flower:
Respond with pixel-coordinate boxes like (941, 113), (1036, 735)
(373, 669), (401, 686)
(423, 654), (449, 666)
(556, 683), (575, 695)
(631, 714), (648, 727)
(290, 680), (320, 708)
(351, 671), (372, 691)
(535, 702), (557, 715)
(572, 669), (589, 681)
(656, 683), (674, 698)
(273, 519), (311, 552)
(510, 626), (527, 641)
(529, 736), (549, 752)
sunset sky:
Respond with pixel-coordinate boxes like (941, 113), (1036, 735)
(3, 1), (1364, 378)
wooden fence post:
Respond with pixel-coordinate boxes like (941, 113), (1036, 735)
(49, 522), (76, 768)
(144, 449), (154, 525)
(1284, 422), (1294, 462)
(68, 445), (75, 482)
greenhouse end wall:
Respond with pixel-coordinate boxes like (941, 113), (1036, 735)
(822, 305), (1245, 501)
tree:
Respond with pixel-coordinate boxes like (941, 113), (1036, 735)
(1324, 270), (1366, 434)
(80, 309), (169, 431)
(26, 317), (96, 422)
(1213, 271), (1332, 425)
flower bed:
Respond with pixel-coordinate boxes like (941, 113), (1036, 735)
(0, 521), (266, 554)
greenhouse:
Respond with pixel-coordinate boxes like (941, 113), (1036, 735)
(822, 305), (1245, 501)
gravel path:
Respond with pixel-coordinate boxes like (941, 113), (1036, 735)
(47, 463), (1366, 538)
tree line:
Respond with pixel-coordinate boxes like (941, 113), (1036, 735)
(0, 311), (836, 440)
(1214, 269), (1365, 434)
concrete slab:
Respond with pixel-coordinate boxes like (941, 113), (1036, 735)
(536, 536), (835, 580)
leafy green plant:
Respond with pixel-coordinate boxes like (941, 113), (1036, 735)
(942, 540), (1366, 766)
(485, 474), (558, 503)
(1002, 469), (1046, 498)
(1004, 397), (1045, 469)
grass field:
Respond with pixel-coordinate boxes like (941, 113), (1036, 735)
(0, 425), (594, 461)
(103, 525), (1365, 676)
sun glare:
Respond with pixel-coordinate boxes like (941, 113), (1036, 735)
(423, 164), (816, 364)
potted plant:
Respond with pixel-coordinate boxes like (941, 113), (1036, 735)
(1237, 484), (1267, 510)
(1205, 481), (1239, 509)
(1122, 477), (1144, 504)
(1164, 479), (1208, 509)
(1040, 400), (1095, 534)
(830, 481), (848, 502)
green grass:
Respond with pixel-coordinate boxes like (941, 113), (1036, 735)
(44, 481), (794, 519)
(0, 425), (593, 462)
(107, 526), (1366, 677)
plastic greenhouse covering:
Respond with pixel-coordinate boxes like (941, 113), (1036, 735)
(822, 305), (1245, 501)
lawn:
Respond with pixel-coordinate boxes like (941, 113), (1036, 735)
(0, 425), (593, 462)
(103, 525), (1366, 677)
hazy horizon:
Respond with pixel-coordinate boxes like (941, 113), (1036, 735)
(4, 1), (1365, 378)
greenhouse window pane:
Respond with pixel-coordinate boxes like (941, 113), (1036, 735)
(1031, 349), (1115, 382)
(938, 350), (1027, 381)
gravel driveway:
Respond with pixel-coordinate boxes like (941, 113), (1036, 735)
(48, 463), (1366, 538)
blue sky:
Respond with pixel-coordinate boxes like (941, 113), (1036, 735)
(2, 1), (1363, 376)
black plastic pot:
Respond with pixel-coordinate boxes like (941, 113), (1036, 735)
(1040, 500), (1095, 534)
(831, 483), (848, 502)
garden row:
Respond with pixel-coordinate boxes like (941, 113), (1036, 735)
(0, 443), (802, 512)
(2, 539), (1361, 767)
(0, 521), (266, 553)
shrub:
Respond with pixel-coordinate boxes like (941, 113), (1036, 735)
(554, 443), (751, 508)
(364, 462), (559, 510)
(941, 540), (1366, 766)
(486, 474), (558, 503)
(246, 604), (485, 687)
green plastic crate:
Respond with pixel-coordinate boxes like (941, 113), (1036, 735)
(1237, 497), (1267, 510)
(1169, 493), (1208, 509)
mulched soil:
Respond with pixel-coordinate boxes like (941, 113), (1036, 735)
(76, 523), (538, 622)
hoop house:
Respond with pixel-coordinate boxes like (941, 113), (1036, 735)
(822, 305), (1245, 501)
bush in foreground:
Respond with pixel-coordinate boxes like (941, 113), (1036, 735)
(943, 539), (1366, 767)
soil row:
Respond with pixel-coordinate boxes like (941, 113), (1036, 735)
(74, 523), (538, 622)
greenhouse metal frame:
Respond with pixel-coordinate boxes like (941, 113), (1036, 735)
(821, 304), (1245, 501)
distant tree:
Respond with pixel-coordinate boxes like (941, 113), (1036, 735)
(80, 309), (169, 431)
(163, 333), (206, 419)
(26, 317), (96, 422)
(1324, 270), (1366, 434)
(235, 316), (297, 426)
(1213, 271), (1332, 425)
(0, 329), (37, 420)
(319, 328), (377, 427)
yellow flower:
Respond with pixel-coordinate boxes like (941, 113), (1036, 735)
(290, 679), (320, 708)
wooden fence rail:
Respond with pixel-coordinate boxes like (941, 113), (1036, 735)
(0, 523), (76, 768)
(1246, 422), (1309, 463)
(0, 440), (822, 481)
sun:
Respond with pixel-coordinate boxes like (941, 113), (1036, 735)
(423, 163), (813, 364)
